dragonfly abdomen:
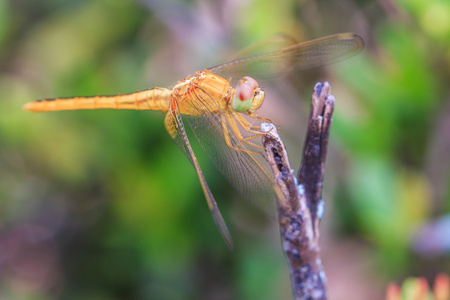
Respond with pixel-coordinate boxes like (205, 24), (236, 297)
(23, 88), (172, 112)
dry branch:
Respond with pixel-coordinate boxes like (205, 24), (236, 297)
(262, 82), (334, 300)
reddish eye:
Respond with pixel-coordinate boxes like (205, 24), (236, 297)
(237, 83), (254, 101)
(243, 76), (258, 89)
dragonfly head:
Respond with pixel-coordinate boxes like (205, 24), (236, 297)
(232, 76), (264, 113)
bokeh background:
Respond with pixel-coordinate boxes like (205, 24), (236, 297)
(1, 0), (449, 299)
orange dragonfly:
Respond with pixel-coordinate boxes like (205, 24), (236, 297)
(23, 33), (364, 249)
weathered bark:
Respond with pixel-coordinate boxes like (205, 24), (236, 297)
(262, 82), (334, 300)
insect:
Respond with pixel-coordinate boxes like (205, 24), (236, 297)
(24, 33), (364, 249)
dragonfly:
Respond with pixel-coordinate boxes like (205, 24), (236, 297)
(23, 33), (364, 249)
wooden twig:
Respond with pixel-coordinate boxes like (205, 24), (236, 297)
(261, 82), (334, 300)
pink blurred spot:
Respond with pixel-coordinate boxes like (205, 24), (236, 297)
(434, 273), (450, 300)
(386, 283), (401, 300)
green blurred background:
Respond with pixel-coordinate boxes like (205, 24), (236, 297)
(1, 0), (449, 299)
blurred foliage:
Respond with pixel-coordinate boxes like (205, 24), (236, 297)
(0, 0), (449, 299)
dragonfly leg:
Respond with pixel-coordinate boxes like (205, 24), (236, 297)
(223, 113), (265, 152)
(185, 86), (264, 153)
(245, 112), (279, 128)
(233, 112), (268, 138)
(221, 115), (264, 156)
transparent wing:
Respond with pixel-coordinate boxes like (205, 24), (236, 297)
(165, 100), (234, 249)
(208, 33), (364, 86)
(181, 87), (279, 221)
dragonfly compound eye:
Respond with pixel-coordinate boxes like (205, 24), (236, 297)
(232, 82), (255, 112)
(242, 76), (259, 89)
